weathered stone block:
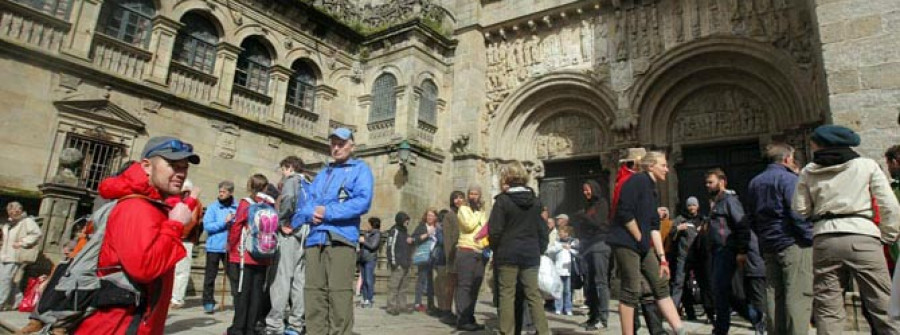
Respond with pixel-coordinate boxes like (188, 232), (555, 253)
(817, 0), (900, 25)
(845, 15), (883, 40)
(827, 69), (861, 94)
(861, 62), (900, 90)
(822, 42), (861, 72)
(858, 33), (900, 66)
(820, 21), (845, 44)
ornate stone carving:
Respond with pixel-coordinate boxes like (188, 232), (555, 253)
(535, 114), (601, 158)
(309, 0), (450, 35)
(51, 148), (83, 186)
(691, 0), (702, 38)
(450, 133), (471, 155)
(211, 121), (239, 159)
(672, 2), (685, 43)
(672, 87), (769, 142)
(615, 10), (627, 61)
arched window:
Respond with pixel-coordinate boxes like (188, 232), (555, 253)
(286, 61), (317, 111)
(369, 73), (397, 122)
(417, 80), (438, 125)
(173, 12), (218, 73)
(98, 0), (155, 48)
(234, 38), (271, 94)
(12, 0), (72, 19)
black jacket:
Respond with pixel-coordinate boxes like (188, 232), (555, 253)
(573, 179), (611, 251)
(360, 229), (381, 263)
(386, 224), (411, 268)
(488, 185), (549, 267)
(708, 190), (765, 277)
(609, 172), (659, 253)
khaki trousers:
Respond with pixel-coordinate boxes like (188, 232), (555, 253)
(496, 265), (549, 335)
(764, 244), (813, 335)
(813, 234), (900, 335)
(304, 245), (356, 335)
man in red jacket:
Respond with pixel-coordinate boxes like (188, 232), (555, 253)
(75, 136), (200, 335)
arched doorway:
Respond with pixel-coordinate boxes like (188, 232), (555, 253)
(633, 37), (824, 209)
(490, 72), (616, 216)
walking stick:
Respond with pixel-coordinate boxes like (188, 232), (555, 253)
(220, 262), (227, 311)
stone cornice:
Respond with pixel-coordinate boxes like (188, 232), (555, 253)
(480, 1), (602, 41)
(0, 37), (330, 153)
(355, 139), (445, 163)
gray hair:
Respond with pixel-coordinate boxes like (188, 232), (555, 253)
(765, 143), (795, 163)
(6, 201), (22, 211)
(639, 151), (666, 171)
(218, 180), (235, 193)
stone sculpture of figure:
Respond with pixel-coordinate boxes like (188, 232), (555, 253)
(673, 2), (685, 42)
(651, 3), (663, 55)
(51, 147), (84, 186)
(615, 10), (627, 61)
(639, 5), (650, 57)
(691, 0), (702, 38)
(708, 0), (720, 31)
(581, 20), (594, 63)
(596, 15), (609, 63)
(628, 8), (639, 58)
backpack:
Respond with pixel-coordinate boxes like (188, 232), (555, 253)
(35, 195), (159, 334)
(241, 198), (279, 260)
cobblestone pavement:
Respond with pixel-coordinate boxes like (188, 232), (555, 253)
(0, 295), (847, 334)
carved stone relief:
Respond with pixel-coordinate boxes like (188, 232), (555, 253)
(671, 87), (769, 142)
(535, 114), (601, 158)
(211, 121), (239, 159)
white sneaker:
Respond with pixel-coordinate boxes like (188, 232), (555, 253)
(555, 310), (562, 315)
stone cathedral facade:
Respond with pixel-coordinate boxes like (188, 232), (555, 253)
(0, 0), (898, 236)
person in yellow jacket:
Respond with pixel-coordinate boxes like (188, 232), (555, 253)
(455, 185), (488, 331)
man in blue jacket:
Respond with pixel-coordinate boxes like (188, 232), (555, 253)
(742, 143), (813, 335)
(295, 128), (374, 335)
(201, 180), (238, 314)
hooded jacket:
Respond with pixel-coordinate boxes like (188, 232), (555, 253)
(295, 158), (374, 247)
(0, 214), (41, 263)
(609, 172), (659, 253)
(574, 179), (611, 251)
(75, 163), (187, 335)
(488, 185), (549, 267)
(386, 212), (412, 268)
(793, 156), (900, 244)
(280, 173), (311, 229)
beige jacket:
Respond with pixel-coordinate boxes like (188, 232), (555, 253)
(793, 157), (900, 244)
(457, 205), (488, 251)
(0, 214), (42, 263)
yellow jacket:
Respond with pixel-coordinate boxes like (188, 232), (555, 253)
(456, 205), (487, 251)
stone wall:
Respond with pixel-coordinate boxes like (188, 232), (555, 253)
(814, 0), (900, 159)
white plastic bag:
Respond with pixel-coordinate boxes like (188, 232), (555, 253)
(539, 255), (563, 300)
(890, 261), (900, 319)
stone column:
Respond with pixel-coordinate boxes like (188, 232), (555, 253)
(61, 0), (104, 60)
(315, 85), (338, 138)
(37, 183), (90, 264)
(211, 42), (242, 108)
(143, 16), (183, 87)
(268, 65), (291, 125)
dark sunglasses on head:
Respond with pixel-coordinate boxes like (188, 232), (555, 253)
(144, 140), (193, 157)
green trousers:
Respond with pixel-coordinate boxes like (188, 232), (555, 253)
(304, 245), (356, 335)
(496, 265), (549, 335)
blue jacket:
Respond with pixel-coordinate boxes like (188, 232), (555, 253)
(744, 164), (814, 252)
(203, 199), (237, 253)
(294, 158), (374, 247)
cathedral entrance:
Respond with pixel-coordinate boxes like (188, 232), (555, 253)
(539, 158), (609, 218)
(675, 142), (766, 215)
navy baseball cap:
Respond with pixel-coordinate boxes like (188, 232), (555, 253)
(329, 128), (354, 141)
(141, 136), (200, 164)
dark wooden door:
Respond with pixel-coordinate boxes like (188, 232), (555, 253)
(539, 159), (609, 218)
(676, 142), (766, 215)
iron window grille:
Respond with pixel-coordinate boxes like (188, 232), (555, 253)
(369, 74), (397, 123)
(63, 134), (125, 191)
(286, 63), (316, 111)
(99, 0), (155, 48)
(173, 13), (218, 73)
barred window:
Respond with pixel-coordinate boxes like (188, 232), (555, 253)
(417, 80), (438, 126)
(64, 134), (125, 191)
(286, 61), (317, 111)
(12, 0), (72, 19)
(369, 73), (397, 122)
(98, 0), (155, 48)
(235, 38), (271, 94)
(173, 12), (218, 73)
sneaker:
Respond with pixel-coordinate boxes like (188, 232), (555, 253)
(415, 304), (427, 313)
(554, 310), (562, 315)
(170, 301), (184, 309)
(565, 311), (573, 316)
(203, 303), (216, 314)
(456, 323), (485, 331)
(284, 328), (305, 335)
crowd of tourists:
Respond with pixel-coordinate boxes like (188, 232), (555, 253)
(1, 124), (900, 335)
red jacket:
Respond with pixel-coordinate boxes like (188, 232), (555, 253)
(228, 196), (273, 266)
(75, 163), (187, 335)
(610, 164), (637, 219)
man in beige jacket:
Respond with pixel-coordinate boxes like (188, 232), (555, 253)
(0, 201), (42, 310)
(793, 125), (900, 334)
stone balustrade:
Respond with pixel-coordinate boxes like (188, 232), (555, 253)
(415, 120), (436, 146)
(0, 1), (69, 53)
(168, 61), (217, 103)
(284, 103), (319, 137)
(231, 85), (272, 121)
(91, 33), (151, 81)
(367, 119), (395, 144)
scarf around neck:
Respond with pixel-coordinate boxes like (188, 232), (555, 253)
(812, 147), (860, 167)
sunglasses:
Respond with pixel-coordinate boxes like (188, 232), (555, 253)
(144, 140), (194, 157)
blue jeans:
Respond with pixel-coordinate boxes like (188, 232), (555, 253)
(415, 264), (434, 307)
(554, 275), (573, 313)
(360, 260), (376, 302)
(712, 247), (737, 335)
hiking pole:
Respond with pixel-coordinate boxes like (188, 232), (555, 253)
(220, 263), (226, 311)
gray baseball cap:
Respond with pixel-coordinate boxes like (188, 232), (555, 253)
(141, 136), (200, 164)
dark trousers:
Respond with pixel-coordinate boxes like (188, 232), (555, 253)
(635, 300), (667, 335)
(415, 264), (435, 307)
(203, 252), (237, 304)
(360, 260), (376, 302)
(227, 264), (268, 335)
(387, 265), (410, 311)
(711, 247), (738, 335)
(455, 248), (485, 326)
(670, 228), (697, 313)
(583, 242), (612, 325)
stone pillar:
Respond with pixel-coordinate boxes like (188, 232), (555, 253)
(211, 42), (242, 108)
(143, 16), (183, 87)
(393, 85), (410, 140)
(316, 85), (338, 138)
(61, 0), (104, 60)
(268, 65), (291, 125)
(37, 183), (90, 264)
